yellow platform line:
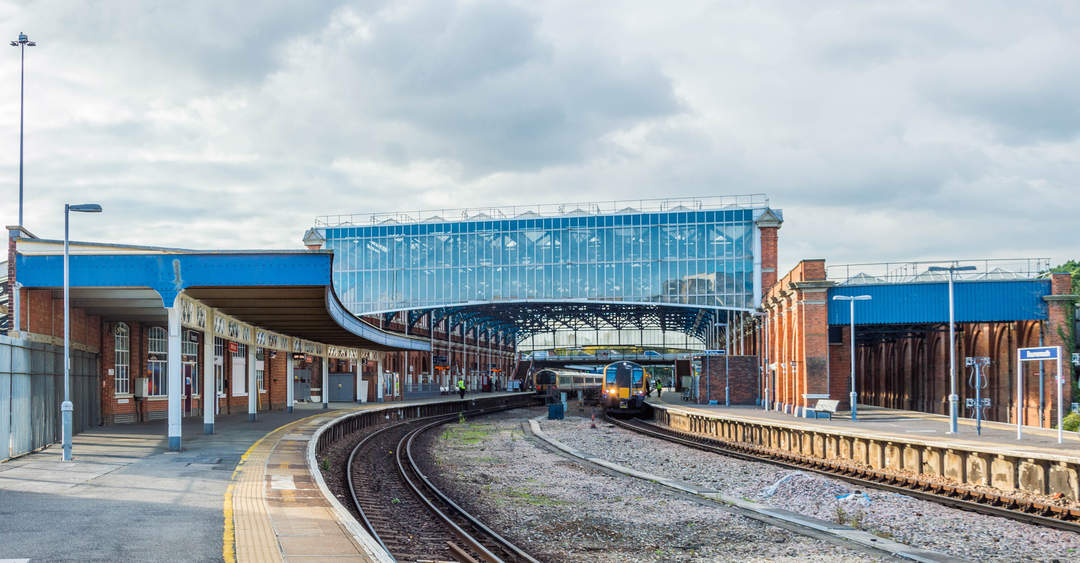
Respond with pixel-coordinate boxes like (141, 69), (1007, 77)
(225, 412), (337, 563)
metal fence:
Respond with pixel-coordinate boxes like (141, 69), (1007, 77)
(403, 382), (444, 397)
(0, 334), (101, 461)
(826, 258), (1052, 285)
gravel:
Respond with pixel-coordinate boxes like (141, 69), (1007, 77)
(541, 414), (1080, 562)
(421, 408), (878, 562)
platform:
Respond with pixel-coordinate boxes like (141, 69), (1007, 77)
(0, 392), (523, 562)
(646, 393), (1080, 501)
(650, 394), (1080, 460)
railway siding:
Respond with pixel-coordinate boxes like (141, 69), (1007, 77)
(649, 403), (1080, 515)
(528, 417), (953, 562)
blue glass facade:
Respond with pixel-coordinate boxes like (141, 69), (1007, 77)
(322, 204), (768, 316)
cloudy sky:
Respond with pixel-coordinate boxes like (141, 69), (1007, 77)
(0, 1), (1076, 273)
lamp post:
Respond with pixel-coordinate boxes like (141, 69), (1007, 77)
(10, 32), (36, 226)
(928, 264), (977, 434)
(63, 203), (102, 461)
(832, 294), (871, 421)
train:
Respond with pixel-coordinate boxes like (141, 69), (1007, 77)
(534, 368), (604, 400)
(601, 361), (651, 415)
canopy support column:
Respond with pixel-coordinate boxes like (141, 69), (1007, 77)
(286, 354), (295, 413)
(167, 306), (182, 451)
(203, 309), (215, 434)
(247, 334), (257, 422)
(322, 356), (329, 409)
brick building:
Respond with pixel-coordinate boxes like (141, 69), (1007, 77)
(759, 258), (1077, 428)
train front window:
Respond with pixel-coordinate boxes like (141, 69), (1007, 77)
(605, 366), (618, 384)
(632, 368), (644, 387)
(537, 372), (556, 385)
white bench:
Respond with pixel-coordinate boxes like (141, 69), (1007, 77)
(807, 399), (839, 420)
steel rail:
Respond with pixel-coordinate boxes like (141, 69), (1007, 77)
(345, 419), (416, 556)
(608, 416), (1080, 534)
(402, 415), (541, 563)
(344, 405), (539, 563)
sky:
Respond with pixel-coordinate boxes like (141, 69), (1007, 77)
(0, 1), (1076, 274)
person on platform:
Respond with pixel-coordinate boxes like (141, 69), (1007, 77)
(656, 379), (663, 399)
(457, 379), (466, 399)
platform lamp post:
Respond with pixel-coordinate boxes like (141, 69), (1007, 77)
(62, 203), (102, 461)
(928, 264), (977, 434)
(832, 294), (871, 421)
(11, 32), (36, 226)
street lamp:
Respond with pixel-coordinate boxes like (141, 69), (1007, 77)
(928, 263), (977, 434)
(10, 32), (36, 226)
(62, 203), (102, 461)
(832, 294), (871, 421)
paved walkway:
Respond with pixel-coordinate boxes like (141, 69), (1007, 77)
(231, 391), (522, 562)
(650, 394), (1080, 461)
(0, 391), (521, 562)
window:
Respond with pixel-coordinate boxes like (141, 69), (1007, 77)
(147, 326), (167, 396)
(232, 342), (247, 396)
(256, 348), (265, 392)
(214, 337), (224, 395)
(114, 323), (130, 395)
(183, 330), (199, 396)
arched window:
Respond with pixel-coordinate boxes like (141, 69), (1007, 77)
(114, 323), (130, 394)
(148, 326), (167, 396)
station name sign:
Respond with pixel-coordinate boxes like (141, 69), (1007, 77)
(1019, 346), (1060, 361)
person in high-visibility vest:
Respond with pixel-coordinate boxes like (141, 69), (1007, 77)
(656, 379), (663, 399)
(457, 379), (466, 400)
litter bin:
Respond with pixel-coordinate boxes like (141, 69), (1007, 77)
(547, 402), (564, 420)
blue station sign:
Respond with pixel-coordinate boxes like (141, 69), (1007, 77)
(1019, 346), (1060, 361)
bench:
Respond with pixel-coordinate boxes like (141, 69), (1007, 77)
(806, 399), (839, 420)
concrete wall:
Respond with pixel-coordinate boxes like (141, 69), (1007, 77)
(653, 403), (1080, 503)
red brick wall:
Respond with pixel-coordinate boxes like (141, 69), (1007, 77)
(696, 355), (758, 405)
(760, 226), (779, 294)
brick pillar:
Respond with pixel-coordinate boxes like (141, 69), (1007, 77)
(1044, 273), (1077, 425)
(793, 260), (831, 415)
(829, 325), (852, 411)
(755, 208), (782, 295)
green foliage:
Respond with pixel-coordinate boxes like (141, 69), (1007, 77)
(1047, 260), (1080, 295)
(1063, 412), (1080, 432)
(320, 457), (329, 471)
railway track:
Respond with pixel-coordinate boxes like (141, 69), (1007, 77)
(347, 410), (540, 563)
(608, 415), (1080, 534)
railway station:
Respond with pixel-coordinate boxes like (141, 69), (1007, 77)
(1, 195), (1078, 562)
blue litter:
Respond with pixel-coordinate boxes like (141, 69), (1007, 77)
(835, 491), (872, 505)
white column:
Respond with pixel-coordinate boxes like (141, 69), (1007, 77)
(286, 353), (295, 413)
(354, 358), (360, 402)
(203, 310), (215, 434)
(376, 356), (384, 402)
(247, 340), (257, 422)
(322, 356), (329, 409)
(167, 306), (183, 451)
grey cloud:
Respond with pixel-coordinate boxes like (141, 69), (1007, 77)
(0, 0), (1074, 273)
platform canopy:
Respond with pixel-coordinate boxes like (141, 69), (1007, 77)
(391, 299), (734, 343)
(15, 238), (429, 352)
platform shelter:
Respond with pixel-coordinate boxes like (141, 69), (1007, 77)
(3, 227), (429, 456)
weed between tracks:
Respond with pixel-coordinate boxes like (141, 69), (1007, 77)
(440, 422), (497, 445)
